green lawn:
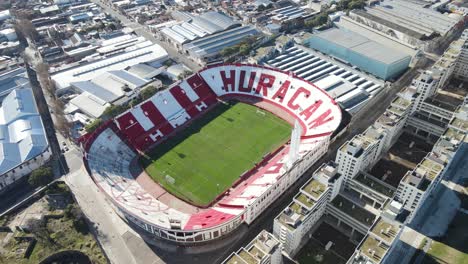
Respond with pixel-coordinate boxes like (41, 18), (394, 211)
(139, 101), (291, 206)
(424, 212), (468, 264)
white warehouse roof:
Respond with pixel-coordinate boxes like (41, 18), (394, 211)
(0, 88), (49, 175)
(52, 42), (168, 89)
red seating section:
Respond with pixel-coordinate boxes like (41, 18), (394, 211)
(169, 85), (199, 117)
(115, 74), (218, 151)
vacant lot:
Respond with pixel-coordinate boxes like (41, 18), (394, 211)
(140, 101), (291, 206)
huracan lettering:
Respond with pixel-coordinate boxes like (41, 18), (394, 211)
(307, 109), (334, 129)
(287, 87), (310, 110)
(254, 74), (275, 97)
(220, 70), (236, 92)
(238, 70), (256, 93)
(300, 100), (323, 121)
(272, 80), (290, 103)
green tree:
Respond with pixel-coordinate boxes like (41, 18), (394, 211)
(85, 118), (103, 133)
(140, 85), (158, 101)
(239, 44), (250, 56)
(102, 104), (126, 119)
(28, 167), (53, 187)
(220, 46), (236, 57)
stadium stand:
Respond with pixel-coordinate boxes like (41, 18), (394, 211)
(82, 64), (342, 244)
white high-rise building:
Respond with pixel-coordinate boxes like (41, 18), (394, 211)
(336, 127), (386, 185)
(273, 162), (343, 256)
(410, 70), (440, 113)
(453, 29), (468, 81)
(222, 230), (283, 264)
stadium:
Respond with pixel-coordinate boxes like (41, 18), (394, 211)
(81, 64), (343, 244)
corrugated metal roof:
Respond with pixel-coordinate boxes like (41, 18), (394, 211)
(199, 11), (239, 30)
(71, 81), (119, 103)
(311, 28), (411, 64)
(184, 26), (259, 58)
(0, 88), (48, 175)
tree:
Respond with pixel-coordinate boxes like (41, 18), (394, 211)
(85, 118), (103, 133)
(28, 167), (53, 187)
(306, 12), (329, 28)
(220, 46), (236, 57)
(239, 44), (250, 56)
(15, 19), (39, 42)
(102, 104), (126, 119)
(140, 85), (158, 101)
(178, 70), (192, 80)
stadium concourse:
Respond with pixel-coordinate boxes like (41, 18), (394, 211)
(81, 64), (343, 244)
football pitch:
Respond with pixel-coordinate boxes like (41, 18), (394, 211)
(139, 101), (291, 207)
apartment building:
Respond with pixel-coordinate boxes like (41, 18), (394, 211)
(273, 162), (343, 256)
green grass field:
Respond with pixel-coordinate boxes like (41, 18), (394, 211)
(139, 101), (291, 207)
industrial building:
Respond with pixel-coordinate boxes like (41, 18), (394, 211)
(263, 45), (384, 113)
(0, 85), (51, 193)
(159, 11), (241, 50)
(67, 69), (154, 119)
(347, 0), (464, 52)
(183, 26), (259, 64)
(158, 11), (259, 65)
(0, 67), (30, 98)
(305, 28), (412, 81)
(51, 40), (168, 90)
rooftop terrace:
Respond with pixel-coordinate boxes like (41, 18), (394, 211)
(393, 96), (411, 109)
(302, 178), (327, 200)
(359, 236), (389, 263)
(370, 218), (400, 244)
(238, 249), (259, 264)
(277, 202), (306, 230)
(225, 254), (246, 264)
(443, 128), (465, 142)
(419, 156), (445, 181)
(450, 118), (468, 132)
(295, 193), (315, 208)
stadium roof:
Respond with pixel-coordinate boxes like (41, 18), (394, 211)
(0, 88), (48, 175)
(311, 28), (411, 65)
(52, 42), (168, 89)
